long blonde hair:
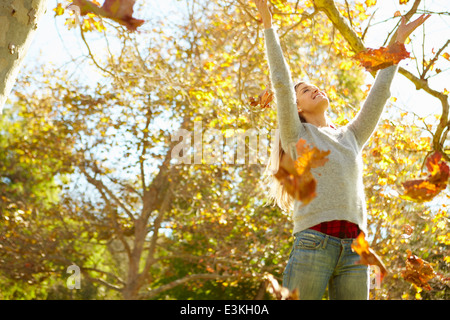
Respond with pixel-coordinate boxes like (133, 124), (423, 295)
(262, 81), (307, 213)
(262, 112), (307, 213)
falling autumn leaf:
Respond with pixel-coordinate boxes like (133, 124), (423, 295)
(401, 224), (414, 238)
(53, 3), (65, 16)
(401, 151), (450, 202)
(353, 42), (410, 72)
(71, 0), (144, 31)
(399, 0), (410, 4)
(365, 0), (377, 6)
(443, 52), (450, 61)
(264, 273), (299, 300)
(249, 88), (274, 109)
(351, 232), (388, 282)
(401, 250), (436, 291)
(274, 139), (330, 205)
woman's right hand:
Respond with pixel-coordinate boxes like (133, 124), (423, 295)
(254, 0), (272, 29)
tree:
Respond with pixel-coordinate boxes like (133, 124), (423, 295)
(2, 0), (368, 299)
(2, 0), (449, 300)
(0, 0), (48, 113)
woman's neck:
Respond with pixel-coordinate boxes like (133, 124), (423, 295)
(303, 113), (328, 128)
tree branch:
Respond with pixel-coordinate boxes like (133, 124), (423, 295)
(312, 0), (449, 161)
(422, 39), (450, 80)
(80, 165), (136, 222)
(81, 268), (124, 292)
(81, 267), (126, 285)
(142, 273), (234, 299)
(313, 0), (366, 53)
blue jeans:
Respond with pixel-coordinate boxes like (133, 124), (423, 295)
(282, 229), (369, 300)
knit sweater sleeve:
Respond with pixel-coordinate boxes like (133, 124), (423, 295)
(264, 28), (303, 152)
(347, 64), (398, 149)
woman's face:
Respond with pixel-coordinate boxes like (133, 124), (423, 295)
(295, 82), (329, 115)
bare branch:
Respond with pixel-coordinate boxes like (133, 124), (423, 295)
(422, 39), (450, 80)
(80, 165), (136, 222)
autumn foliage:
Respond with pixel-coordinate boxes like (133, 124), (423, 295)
(401, 151), (450, 202)
(353, 42), (410, 72)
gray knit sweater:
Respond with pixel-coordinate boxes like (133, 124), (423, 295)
(264, 28), (398, 236)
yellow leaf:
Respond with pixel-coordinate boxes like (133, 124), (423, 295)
(53, 3), (64, 16)
(339, 61), (353, 70)
(365, 0), (377, 7)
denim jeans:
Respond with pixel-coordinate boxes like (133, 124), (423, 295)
(282, 229), (369, 300)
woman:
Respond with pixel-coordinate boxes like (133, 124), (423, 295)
(255, 0), (429, 300)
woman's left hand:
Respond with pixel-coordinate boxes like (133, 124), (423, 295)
(396, 14), (431, 44)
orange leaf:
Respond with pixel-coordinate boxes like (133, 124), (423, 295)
(273, 139), (330, 205)
(401, 224), (414, 238)
(72, 0), (144, 31)
(351, 232), (388, 282)
(264, 273), (299, 300)
(353, 42), (410, 72)
(401, 151), (449, 202)
(401, 250), (436, 291)
(249, 88), (273, 109)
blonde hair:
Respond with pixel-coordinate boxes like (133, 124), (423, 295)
(262, 81), (306, 213)
(262, 131), (294, 213)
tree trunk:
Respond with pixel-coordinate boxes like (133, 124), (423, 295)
(0, 0), (48, 113)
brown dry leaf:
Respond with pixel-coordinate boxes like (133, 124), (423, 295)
(249, 88), (273, 109)
(401, 151), (450, 202)
(274, 139), (330, 205)
(72, 0), (144, 31)
(401, 224), (414, 238)
(264, 273), (299, 300)
(351, 232), (388, 282)
(401, 250), (436, 291)
(353, 42), (410, 72)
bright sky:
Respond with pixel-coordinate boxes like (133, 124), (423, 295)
(23, 0), (450, 120)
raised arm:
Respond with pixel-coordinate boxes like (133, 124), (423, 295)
(348, 14), (430, 148)
(255, 0), (303, 151)
(347, 65), (398, 148)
